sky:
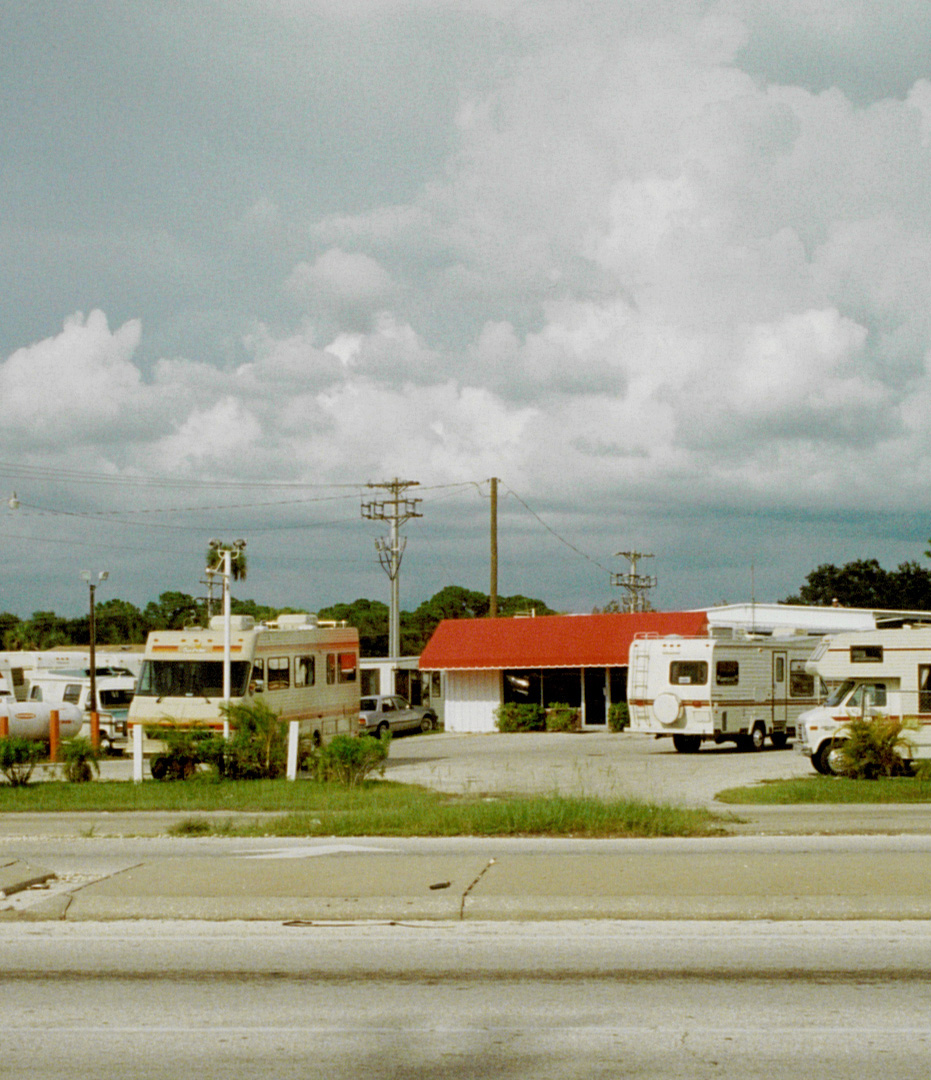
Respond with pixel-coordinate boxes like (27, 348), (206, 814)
(4, 0), (931, 620)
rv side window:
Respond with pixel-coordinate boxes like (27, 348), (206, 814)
(851, 645), (883, 663)
(715, 661), (739, 686)
(338, 652), (357, 684)
(789, 660), (815, 697)
(252, 659), (264, 684)
(327, 654), (336, 685)
(294, 656), (315, 688)
(920, 667), (931, 713)
(669, 661), (707, 686)
(64, 684), (82, 705)
(267, 657), (290, 691)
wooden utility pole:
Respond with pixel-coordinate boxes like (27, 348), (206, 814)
(489, 477), (498, 617)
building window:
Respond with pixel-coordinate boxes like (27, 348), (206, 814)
(670, 661), (708, 686)
(715, 661), (739, 686)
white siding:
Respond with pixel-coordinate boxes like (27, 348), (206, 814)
(444, 670), (501, 732)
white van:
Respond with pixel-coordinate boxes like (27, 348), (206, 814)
(797, 626), (931, 774)
(628, 630), (822, 752)
(28, 666), (136, 754)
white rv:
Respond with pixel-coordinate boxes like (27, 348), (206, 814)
(796, 626), (931, 774)
(128, 613), (360, 746)
(0, 660), (83, 740)
(627, 631), (822, 752)
(28, 666), (136, 754)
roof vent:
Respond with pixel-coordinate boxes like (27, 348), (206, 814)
(208, 615), (255, 631)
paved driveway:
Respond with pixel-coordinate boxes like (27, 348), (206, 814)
(384, 731), (815, 807)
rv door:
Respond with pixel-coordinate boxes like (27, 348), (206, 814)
(773, 651), (788, 726)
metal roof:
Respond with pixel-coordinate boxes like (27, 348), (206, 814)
(418, 610), (709, 670)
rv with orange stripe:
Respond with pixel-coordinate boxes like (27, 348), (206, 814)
(796, 626), (931, 775)
(627, 630), (822, 752)
(128, 613), (360, 747)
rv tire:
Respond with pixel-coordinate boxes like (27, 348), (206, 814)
(770, 731), (789, 749)
(813, 740), (844, 776)
(672, 734), (701, 753)
(746, 724), (766, 751)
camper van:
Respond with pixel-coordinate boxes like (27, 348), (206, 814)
(627, 630), (822, 751)
(128, 613), (360, 747)
(796, 626), (931, 774)
(28, 666), (136, 754)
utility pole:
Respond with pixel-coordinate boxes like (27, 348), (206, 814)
(489, 477), (498, 618)
(611, 551), (657, 613)
(362, 478), (422, 659)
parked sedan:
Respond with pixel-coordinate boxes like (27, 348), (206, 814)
(359, 695), (438, 738)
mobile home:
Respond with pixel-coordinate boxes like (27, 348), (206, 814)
(128, 613), (360, 746)
(627, 630), (822, 751)
(797, 626), (931, 774)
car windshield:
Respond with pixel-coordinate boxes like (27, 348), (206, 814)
(824, 680), (855, 708)
(136, 660), (251, 699)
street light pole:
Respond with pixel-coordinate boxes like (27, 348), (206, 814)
(80, 570), (109, 747)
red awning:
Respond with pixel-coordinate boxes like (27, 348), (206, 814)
(419, 611), (708, 670)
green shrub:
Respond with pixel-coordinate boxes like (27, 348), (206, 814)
(59, 736), (102, 783)
(148, 726), (213, 781)
(545, 703), (579, 732)
(837, 715), (912, 779)
(213, 700), (290, 780)
(0, 736), (43, 787)
(309, 734), (390, 787)
(495, 703), (546, 732)
(608, 702), (630, 732)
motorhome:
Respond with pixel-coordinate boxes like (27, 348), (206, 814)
(796, 626), (931, 774)
(128, 613), (360, 746)
(627, 630), (822, 751)
(28, 666), (136, 754)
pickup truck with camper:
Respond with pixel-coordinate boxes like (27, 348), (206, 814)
(627, 629), (822, 751)
(797, 626), (931, 774)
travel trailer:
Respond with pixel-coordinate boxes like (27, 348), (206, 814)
(128, 613), (360, 746)
(627, 630), (822, 751)
(797, 626), (931, 774)
(0, 661), (82, 740)
(28, 666), (136, 754)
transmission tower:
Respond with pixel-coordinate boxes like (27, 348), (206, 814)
(361, 478), (422, 658)
(611, 550), (657, 613)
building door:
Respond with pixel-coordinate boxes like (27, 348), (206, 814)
(582, 668), (607, 727)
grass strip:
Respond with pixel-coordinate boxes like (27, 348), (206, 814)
(0, 776), (724, 837)
(716, 776), (931, 804)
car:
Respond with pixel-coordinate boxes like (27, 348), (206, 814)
(359, 694), (438, 738)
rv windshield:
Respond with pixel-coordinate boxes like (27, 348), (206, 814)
(136, 660), (251, 699)
(824, 681), (855, 708)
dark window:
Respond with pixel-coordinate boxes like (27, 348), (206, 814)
(789, 660), (815, 697)
(715, 661), (739, 686)
(670, 661), (708, 686)
(136, 660), (251, 698)
(775, 656), (785, 683)
(327, 654), (336, 685)
(851, 645), (883, 663)
(920, 667), (931, 714)
(63, 684), (82, 705)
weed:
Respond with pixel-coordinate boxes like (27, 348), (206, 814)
(0, 736), (43, 787)
(59, 736), (103, 783)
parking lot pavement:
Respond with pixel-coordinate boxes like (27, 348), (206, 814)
(383, 730), (817, 806)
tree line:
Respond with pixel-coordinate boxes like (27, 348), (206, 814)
(0, 584), (554, 658)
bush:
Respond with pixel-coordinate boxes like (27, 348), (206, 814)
(608, 702), (630, 732)
(213, 700), (289, 780)
(0, 736), (43, 786)
(309, 734), (390, 787)
(837, 715), (913, 779)
(545, 704), (579, 732)
(495, 703), (546, 732)
(148, 726), (213, 781)
(59, 736), (102, 783)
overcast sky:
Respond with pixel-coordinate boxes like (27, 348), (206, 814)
(3, 0), (931, 620)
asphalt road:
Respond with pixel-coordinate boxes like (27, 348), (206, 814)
(4, 921), (931, 1079)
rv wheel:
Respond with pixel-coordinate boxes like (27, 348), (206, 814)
(770, 731), (789, 750)
(672, 734), (701, 753)
(747, 724), (766, 751)
(813, 740), (845, 776)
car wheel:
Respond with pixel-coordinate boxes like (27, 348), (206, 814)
(770, 731), (789, 750)
(420, 714), (435, 732)
(377, 721), (390, 739)
(672, 734), (701, 753)
(813, 739), (844, 776)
